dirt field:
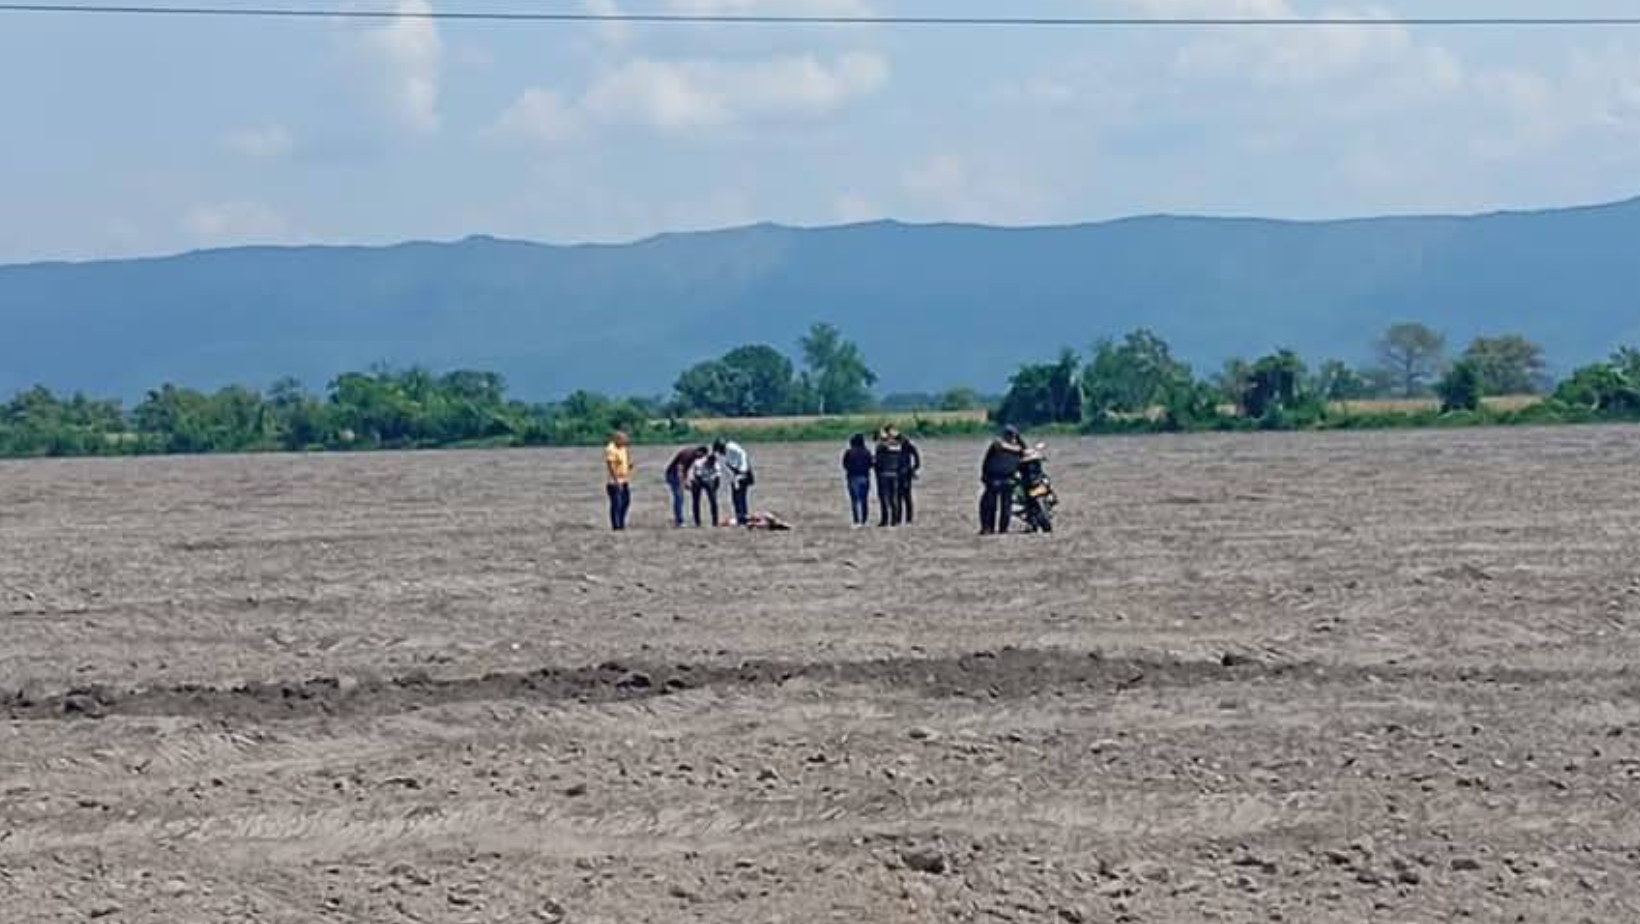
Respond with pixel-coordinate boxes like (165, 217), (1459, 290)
(4, 427), (1640, 923)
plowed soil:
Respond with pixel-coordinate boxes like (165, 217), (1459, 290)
(4, 428), (1640, 923)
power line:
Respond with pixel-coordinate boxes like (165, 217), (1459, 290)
(2, 3), (1640, 27)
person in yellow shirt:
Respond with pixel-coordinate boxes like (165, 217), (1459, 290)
(603, 431), (633, 531)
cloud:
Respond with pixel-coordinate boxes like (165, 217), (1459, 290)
(220, 125), (295, 160)
(495, 51), (888, 146)
(182, 202), (289, 245)
(493, 89), (584, 147)
(584, 0), (632, 48)
(585, 52), (888, 130)
(362, 0), (443, 133)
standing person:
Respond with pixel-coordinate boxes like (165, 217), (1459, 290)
(979, 425), (1026, 535)
(688, 449), (722, 527)
(873, 425), (904, 527)
(666, 446), (707, 528)
(715, 439), (754, 526)
(603, 431), (633, 532)
(842, 433), (875, 527)
(897, 431), (922, 525)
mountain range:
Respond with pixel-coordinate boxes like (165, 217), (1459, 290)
(4, 196), (1640, 401)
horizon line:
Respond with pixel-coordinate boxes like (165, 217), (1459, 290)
(7, 192), (1638, 269)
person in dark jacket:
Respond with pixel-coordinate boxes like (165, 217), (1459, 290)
(897, 433), (922, 524)
(666, 446), (707, 528)
(841, 433), (874, 526)
(979, 425), (1026, 535)
(873, 425), (905, 527)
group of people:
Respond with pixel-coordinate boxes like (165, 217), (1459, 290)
(602, 424), (1034, 534)
(603, 433), (757, 531)
(841, 425), (921, 527)
(665, 439), (756, 528)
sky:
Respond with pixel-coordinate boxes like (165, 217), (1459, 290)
(3, 0), (1640, 263)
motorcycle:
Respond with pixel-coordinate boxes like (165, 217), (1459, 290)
(1011, 443), (1057, 534)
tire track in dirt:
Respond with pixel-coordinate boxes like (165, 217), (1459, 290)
(8, 647), (1635, 723)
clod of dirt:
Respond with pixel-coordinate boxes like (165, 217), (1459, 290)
(158, 878), (190, 898)
(756, 767), (780, 782)
(563, 782), (589, 798)
(900, 848), (949, 875)
(907, 726), (938, 742)
(535, 899), (567, 923)
(616, 671), (653, 691)
(667, 883), (700, 902)
(85, 900), (122, 919)
(1450, 857), (1484, 872)
(61, 692), (109, 719)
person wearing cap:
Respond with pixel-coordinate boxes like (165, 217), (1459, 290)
(714, 438), (754, 526)
(873, 425), (905, 527)
(979, 425), (1026, 535)
(603, 430), (633, 531)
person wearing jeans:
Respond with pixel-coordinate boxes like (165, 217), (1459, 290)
(666, 446), (706, 528)
(842, 433), (874, 526)
(603, 431), (633, 531)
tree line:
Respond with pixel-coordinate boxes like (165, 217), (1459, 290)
(994, 323), (1640, 431)
(6, 320), (1640, 459)
(0, 322), (986, 458)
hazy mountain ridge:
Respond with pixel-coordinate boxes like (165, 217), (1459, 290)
(4, 197), (1639, 400)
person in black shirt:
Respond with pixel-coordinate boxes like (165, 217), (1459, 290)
(897, 433), (922, 524)
(979, 425), (1026, 535)
(841, 433), (874, 526)
(874, 426), (906, 527)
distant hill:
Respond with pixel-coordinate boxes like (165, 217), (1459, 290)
(4, 197), (1640, 400)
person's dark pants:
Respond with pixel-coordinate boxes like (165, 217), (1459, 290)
(877, 473), (902, 526)
(979, 478), (1013, 534)
(731, 482), (751, 525)
(899, 476), (915, 524)
(607, 482), (631, 531)
(847, 475), (871, 525)
(691, 483), (719, 527)
(666, 471), (686, 527)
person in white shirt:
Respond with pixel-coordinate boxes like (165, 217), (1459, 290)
(688, 450), (723, 527)
(713, 439), (754, 526)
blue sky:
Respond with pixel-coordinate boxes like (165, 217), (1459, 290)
(3, 0), (1640, 262)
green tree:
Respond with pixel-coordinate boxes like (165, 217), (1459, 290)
(1436, 359), (1483, 412)
(938, 387), (985, 412)
(1083, 329), (1194, 419)
(799, 323), (877, 415)
(1242, 350), (1308, 420)
(1461, 335), (1548, 396)
(719, 344), (798, 416)
(1554, 348), (1640, 415)
(1313, 360), (1369, 402)
(1372, 323), (1446, 398)
(673, 360), (749, 416)
(995, 349), (1083, 427)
